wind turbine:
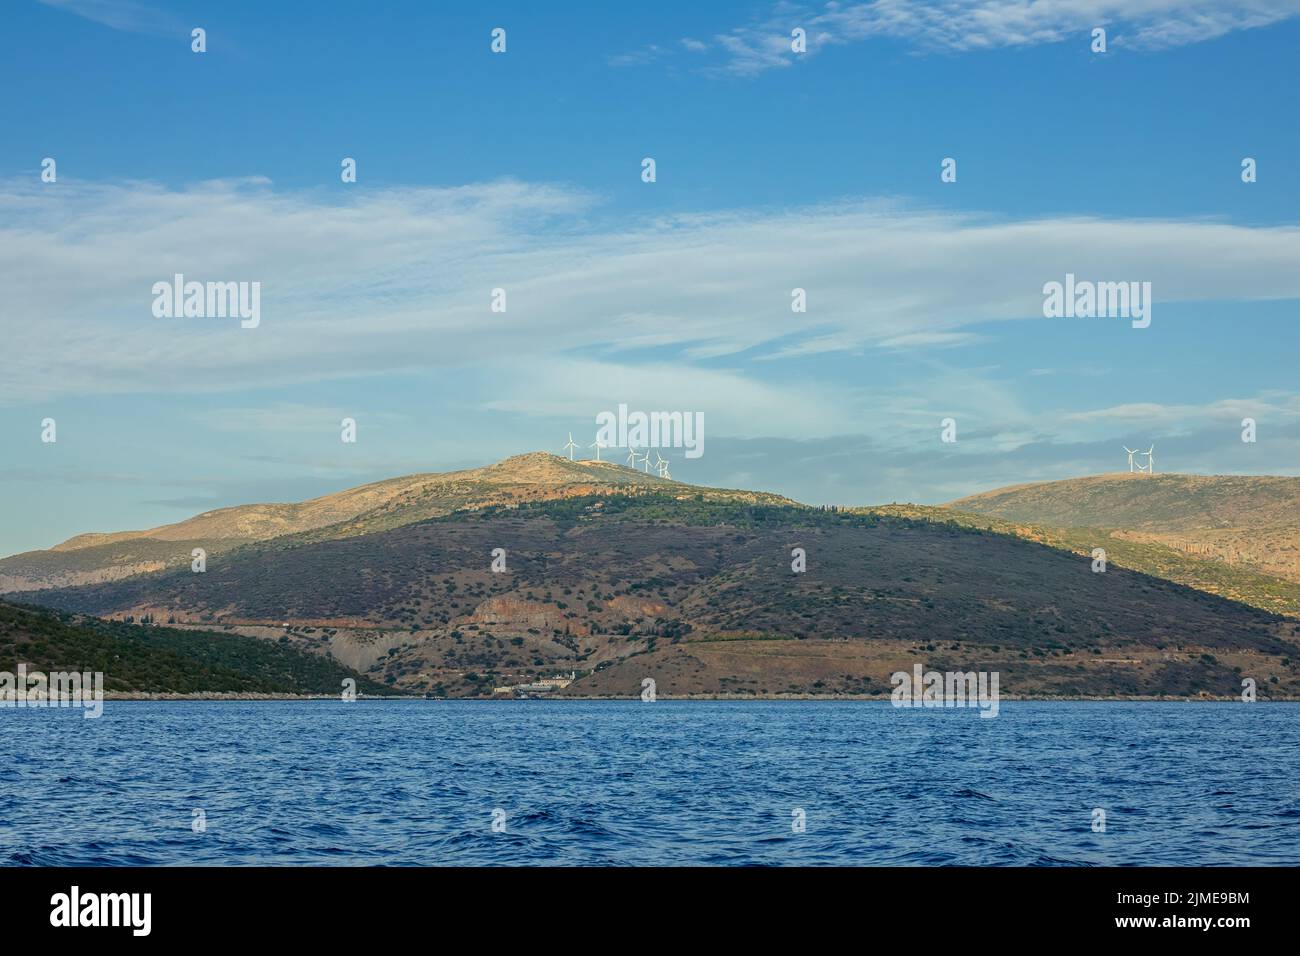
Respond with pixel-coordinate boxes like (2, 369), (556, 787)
(655, 451), (669, 479)
(588, 438), (605, 462)
(642, 451), (653, 473)
(1123, 447), (1137, 473)
(1143, 445), (1154, 475)
(626, 447), (640, 467)
(563, 433), (577, 461)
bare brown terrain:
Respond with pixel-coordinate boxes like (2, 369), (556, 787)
(8, 457), (1300, 699)
(565, 637), (1293, 700)
(950, 473), (1300, 584)
(18, 484), (1300, 699)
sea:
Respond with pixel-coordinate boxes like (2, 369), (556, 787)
(2, 700), (1297, 866)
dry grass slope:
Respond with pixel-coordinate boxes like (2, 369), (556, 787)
(949, 473), (1300, 586)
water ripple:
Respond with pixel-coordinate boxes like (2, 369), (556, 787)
(1, 701), (1297, 865)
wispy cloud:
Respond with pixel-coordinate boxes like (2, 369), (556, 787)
(3, 176), (1299, 407)
(628, 1), (1300, 76)
(1064, 393), (1300, 428)
(606, 43), (669, 67)
(481, 358), (857, 439)
(673, 407), (1300, 506)
(37, 0), (183, 37)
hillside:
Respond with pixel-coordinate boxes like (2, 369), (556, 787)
(20, 494), (1300, 699)
(0, 453), (792, 591)
(873, 503), (1300, 618)
(948, 474), (1300, 586)
(0, 600), (391, 695)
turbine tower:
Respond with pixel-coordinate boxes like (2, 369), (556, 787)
(563, 433), (577, 461)
(642, 451), (652, 473)
(626, 447), (639, 467)
(588, 438), (605, 462)
(655, 451), (669, 479)
(1143, 445), (1155, 475)
(1123, 447), (1137, 473)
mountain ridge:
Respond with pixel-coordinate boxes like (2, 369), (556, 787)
(49, 453), (712, 551)
(947, 472), (1300, 587)
(1, 452), (793, 591)
(17, 491), (1300, 699)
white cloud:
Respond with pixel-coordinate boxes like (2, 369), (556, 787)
(701, 1), (1300, 75)
(37, 0), (182, 36)
(1064, 393), (1300, 429)
(481, 358), (855, 439)
(607, 44), (667, 67)
(878, 331), (984, 349)
(3, 176), (1300, 411)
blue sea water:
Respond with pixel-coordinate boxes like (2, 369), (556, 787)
(1, 701), (1296, 866)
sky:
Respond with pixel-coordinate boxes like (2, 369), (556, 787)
(2, 0), (1299, 555)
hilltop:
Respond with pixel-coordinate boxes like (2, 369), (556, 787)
(870, 502), (1300, 619)
(0, 452), (792, 592)
(948, 473), (1300, 587)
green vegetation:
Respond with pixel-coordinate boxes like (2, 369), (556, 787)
(8, 461), (1300, 698)
(0, 601), (391, 695)
(453, 491), (872, 530)
(870, 504), (1300, 617)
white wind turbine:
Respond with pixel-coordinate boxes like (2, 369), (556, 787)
(1142, 445), (1155, 475)
(626, 446), (640, 467)
(1123, 447), (1137, 473)
(588, 438), (605, 462)
(655, 451), (669, 479)
(563, 433), (578, 461)
(642, 451), (653, 473)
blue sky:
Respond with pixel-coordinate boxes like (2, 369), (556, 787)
(2, 0), (1299, 555)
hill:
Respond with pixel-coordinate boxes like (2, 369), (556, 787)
(872, 503), (1300, 619)
(0, 600), (391, 695)
(0, 453), (792, 592)
(19, 494), (1300, 699)
(948, 473), (1300, 586)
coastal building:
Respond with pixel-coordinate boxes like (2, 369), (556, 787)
(493, 672), (579, 695)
